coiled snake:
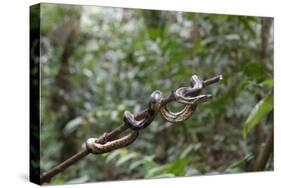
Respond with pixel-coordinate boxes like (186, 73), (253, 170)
(86, 75), (214, 154)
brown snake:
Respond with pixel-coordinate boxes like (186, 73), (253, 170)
(159, 75), (212, 123)
(86, 75), (214, 154)
(123, 91), (162, 130)
(86, 129), (139, 154)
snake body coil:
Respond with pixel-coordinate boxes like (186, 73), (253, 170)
(159, 103), (197, 123)
(159, 75), (211, 123)
(86, 130), (139, 154)
(124, 91), (163, 130)
(124, 75), (213, 124)
(86, 74), (216, 153)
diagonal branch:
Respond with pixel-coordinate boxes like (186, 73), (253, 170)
(39, 74), (222, 184)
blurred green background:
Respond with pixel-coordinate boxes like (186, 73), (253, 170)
(37, 3), (273, 184)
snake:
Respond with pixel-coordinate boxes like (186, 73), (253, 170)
(123, 91), (162, 130)
(86, 91), (162, 153)
(159, 94), (212, 123)
(179, 75), (203, 96)
(124, 75), (212, 125)
(87, 74), (213, 153)
(159, 75), (212, 123)
(86, 130), (139, 154)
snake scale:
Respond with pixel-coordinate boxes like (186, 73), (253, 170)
(86, 75), (213, 154)
(86, 130), (139, 154)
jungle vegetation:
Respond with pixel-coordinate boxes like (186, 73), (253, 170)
(33, 3), (273, 184)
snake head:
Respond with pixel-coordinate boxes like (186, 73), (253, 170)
(190, 75), (203, 90)
(148, 90), (163, 113)
(175, 75), (214, 105)
(176, 75), (204, 98)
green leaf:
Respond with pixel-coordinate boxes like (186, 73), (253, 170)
(129, 155), (154, 172)
(63, 116), (84, 135)
(105, 150), (121, 164)
(146, 158), (189, 178)
(129, 160), (146, 172)
(116, 152), (138, 166)
(261, 79), (274, 87)
(243, 94), (273, 139)
(228, 153), (253, 169)
(164, 158), (189, 176)
(242, 62), (266, 80)
(180, 146), (193, 159)
(146, 166), (167, 178)
(50, 179), (65, 185)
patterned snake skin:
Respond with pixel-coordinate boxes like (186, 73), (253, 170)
(86, 75), (213, 154)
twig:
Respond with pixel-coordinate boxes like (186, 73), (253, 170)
(39, 74), (222, 184)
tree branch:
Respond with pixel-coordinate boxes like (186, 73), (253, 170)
(40, 148), (91, 183)
(39, 74), (222, 184)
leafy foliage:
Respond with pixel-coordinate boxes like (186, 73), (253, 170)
(38, 3), (273, 184)
(243, 94), (273, 139)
